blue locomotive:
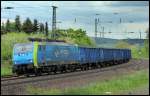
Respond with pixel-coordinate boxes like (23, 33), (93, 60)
(12, 40), (131, 76)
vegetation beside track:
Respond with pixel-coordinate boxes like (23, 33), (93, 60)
(1, 60), (12, 76)
(27, 69), (149, 95)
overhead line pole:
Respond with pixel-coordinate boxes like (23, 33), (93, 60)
(139, 29), (142, 54)
(52, 6), (57, 40)
(102, 26), (104, 38)
(95, 18), (98, 41)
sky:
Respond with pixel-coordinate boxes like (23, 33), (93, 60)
(1, 1), (149, 39)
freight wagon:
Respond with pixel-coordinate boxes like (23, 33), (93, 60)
(12, 41), (131, 76)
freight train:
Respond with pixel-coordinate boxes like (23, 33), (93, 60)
(12, 39), (131, 76)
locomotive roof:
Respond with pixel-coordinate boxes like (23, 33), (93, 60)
(14, 42), (78, 46)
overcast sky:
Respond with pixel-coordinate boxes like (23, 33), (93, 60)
(1, 1), (149, 39)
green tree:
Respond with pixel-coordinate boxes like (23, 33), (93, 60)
(15, 15), (21, 32)
(144, 28), (149, 56)
(45, 22), (48, 37)
(9, 22), (16, 32)
(33, 19), (39, 33)
(5, 19), (11, 33)
(55, 28), (95, 46)
(39, 23), (44, 34)
(1, 22), (6, 34)
(22, 17), (33, 34)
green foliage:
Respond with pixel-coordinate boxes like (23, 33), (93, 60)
(15, 15), (21, 32)
(45, 22), (48, 37)
(129, 28), (149, 59)
(1, 15), (48, 34)
(56, 28), (96, 47)
(1, 22), (6, 34)
(33, 19), (39, 33)
(1, 60), (12, 76)
(27, 70), (149, 95)
(9, 22), (16, 32)
(115, 40), (131, 49)
(22, 17), (33, 33)
(131, 45), (149, 59)
(144, 28), (149, 56)
(5, 19), (11, 32)
(39, 23), (45, 34)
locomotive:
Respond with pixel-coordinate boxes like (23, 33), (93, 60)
(12, 39), (131, 76)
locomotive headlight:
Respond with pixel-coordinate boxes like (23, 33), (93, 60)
(30, 59), (32, 62)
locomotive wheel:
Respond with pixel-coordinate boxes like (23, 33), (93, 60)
(34, 68), (42, 76)
(25, 73), (30, 77)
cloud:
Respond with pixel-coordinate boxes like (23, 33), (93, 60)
(111, 1), (149, 7)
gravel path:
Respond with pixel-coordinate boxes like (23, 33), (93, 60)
(1, 59), (149, 95)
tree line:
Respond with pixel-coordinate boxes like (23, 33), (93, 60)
(1, 15), (48, 35)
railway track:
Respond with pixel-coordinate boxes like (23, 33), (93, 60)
(1, 59), (149, 95)
(1, 75), (26, 81)
(2, 59), (147, 87)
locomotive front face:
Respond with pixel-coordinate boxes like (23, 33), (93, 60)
(13, 43), (33, 65)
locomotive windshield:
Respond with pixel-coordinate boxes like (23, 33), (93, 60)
(14, 43), (33, 54)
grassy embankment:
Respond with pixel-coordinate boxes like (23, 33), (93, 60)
(27, 69), (149, 95)
(131, 46), (149, 59)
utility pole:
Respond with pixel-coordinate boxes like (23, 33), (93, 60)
(100, 28), (101, 38)
(102, 26), (104, 38)
(95, 18), (98, 41)
(52, 6), (57, 40)
(139, 30), (141, 40)
(95, 14), (100, 41)
(139, 29), (142, 55)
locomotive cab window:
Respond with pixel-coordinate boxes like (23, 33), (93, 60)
(14, 44), (33, 54)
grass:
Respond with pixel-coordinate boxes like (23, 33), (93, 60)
(131, 45), (149, 59)
(1, 60), (12, 76)
(27, 69), (149, 95)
